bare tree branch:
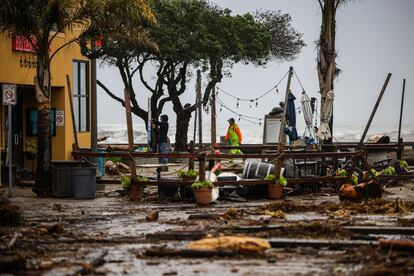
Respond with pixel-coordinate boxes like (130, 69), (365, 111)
(97, 80), (125, 106)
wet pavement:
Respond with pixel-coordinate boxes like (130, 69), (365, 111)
(1, 182), (414, 275)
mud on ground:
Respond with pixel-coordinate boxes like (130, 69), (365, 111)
(1, 181), (414, 275)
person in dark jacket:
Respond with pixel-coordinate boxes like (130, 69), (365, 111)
(153, 114), (169, 164)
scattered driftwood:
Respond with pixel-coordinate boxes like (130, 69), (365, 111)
(188, 213), (218, 220)
(8, 232), (22, 249)
(146, 230), (206, 241)
(268, 238), (377, 249)
(146, 211), (159, 221)
(43, 250), (108, 276)
(104, 160), (130, 175)
(379, 239), (414, 250)
(107, 145), (130, 151)
(144, 248), (237, 258)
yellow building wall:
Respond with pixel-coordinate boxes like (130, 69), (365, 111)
(0, 29), (91, 167)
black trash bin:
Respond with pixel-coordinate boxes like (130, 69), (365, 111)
(72, 166), (96, 199)
(52, 161), (84, 197)
(51, 160), (96, 198)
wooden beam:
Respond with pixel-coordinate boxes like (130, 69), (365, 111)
(397, 79), (406, 159)
(275, 66), (294, 177)
(359, 73), (392, 149)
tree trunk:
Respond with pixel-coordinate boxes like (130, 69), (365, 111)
(32, 59), (53, 196)
(175, 111), (191, 152)
(317, 0), (336, 144)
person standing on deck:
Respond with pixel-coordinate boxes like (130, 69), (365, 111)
(225, 118), (243, 154)
(153, 114), (169, 164)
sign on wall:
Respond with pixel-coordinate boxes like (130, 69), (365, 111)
(56, 110), (65, 127)
(2, 84), (17, 105)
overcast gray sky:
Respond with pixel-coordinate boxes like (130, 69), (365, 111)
(97, 0), (414, 135)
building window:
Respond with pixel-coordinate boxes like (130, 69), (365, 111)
(73, 60), (89, 132)
(27, 109), (56, 136)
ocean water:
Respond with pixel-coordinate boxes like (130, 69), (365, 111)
(98, 122), (414, 144)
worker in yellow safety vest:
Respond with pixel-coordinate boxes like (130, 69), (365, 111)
(225, 118), (243, 154)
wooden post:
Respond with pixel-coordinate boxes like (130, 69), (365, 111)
(358, 73), (392, 150)
(65, 75), (79, 150)
(198, 152), (206, 181)
(209, 85), (217, 169)
(124, 88), (137, 182)
(397, 79), (406, 159)
(189, 140), (195, 171)
(274, 66), (293, 177)
(90, 46), (98, 163)
(197, 70), (203, 151)
(211, 85), (217, 152)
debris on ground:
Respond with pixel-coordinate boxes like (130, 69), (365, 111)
(146, 211), (159, 221)
(264, 210), (286, 219)
(339, 181), (382, 201)
(47, 224), (64, 234)
(104, 160), (130, 175)
(262, 198), (413, 215)
(52, 203), (64, 212)
(0, 201), (23, 227)
(379, 239), (414, 250)
(187, 236), (271, 255)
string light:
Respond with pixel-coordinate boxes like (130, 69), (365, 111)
(236, 98), (239, 108)
(216, 69), (289, 103)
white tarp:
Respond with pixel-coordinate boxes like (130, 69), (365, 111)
(317, 90), (335, 140)
(300, 92), (316, 144)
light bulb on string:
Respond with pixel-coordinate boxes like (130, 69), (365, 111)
(276, 87), (279, 94)
(249, 99), (253, 108)
(259, 119), (262, 126)
(220, 105), (223, 112)
(236, 98), (240, 108)
(255, 99), (258, 108)
(238, 115), (241, 122)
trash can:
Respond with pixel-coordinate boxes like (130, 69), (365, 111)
(72, 167), (96, 199)
(52, 161), (84, 197)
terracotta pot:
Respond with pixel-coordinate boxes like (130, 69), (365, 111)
(128, 184), (142, 201)
(193, 187), (212, 205)
(268, 183), (283, 199)
(183, 175), (197, 182)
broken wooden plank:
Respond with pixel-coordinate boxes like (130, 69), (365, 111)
(267, 238), (378, 249)
(344, 226), (414, 235)
(146, 230), (206, 241)
(144, 248), (237, 258)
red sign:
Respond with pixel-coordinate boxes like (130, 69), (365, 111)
(12, 36), (37, 52)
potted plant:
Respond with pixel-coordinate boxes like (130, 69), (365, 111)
(191, 180), (214, 205)
(122, 175), (148, 201)
(178, 169), (199, 182)
(265, 174), (287, 199)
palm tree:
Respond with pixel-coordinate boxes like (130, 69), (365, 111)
(0, 0), (98, 195)
(317, 0), (348, 143)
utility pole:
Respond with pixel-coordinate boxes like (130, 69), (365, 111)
(274, 66), (293, 177)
